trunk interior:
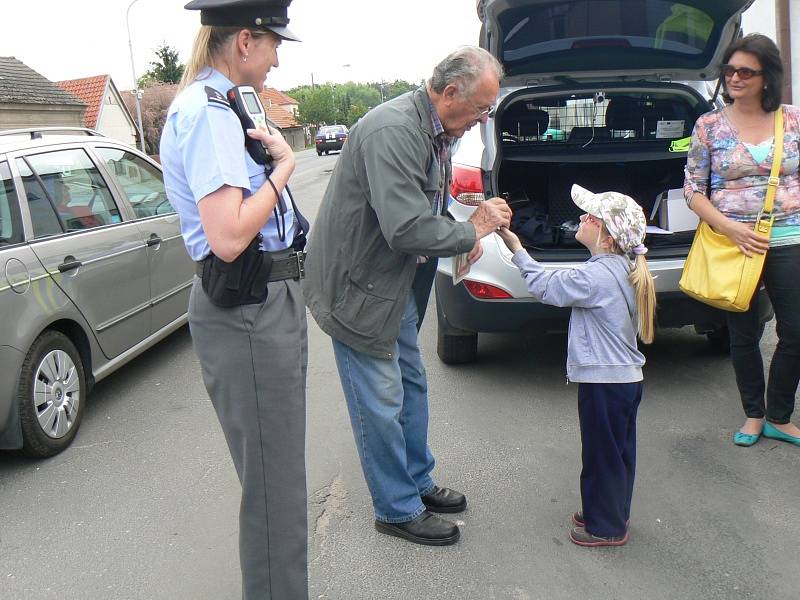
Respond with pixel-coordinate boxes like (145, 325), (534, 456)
(494, 87), (709, 260)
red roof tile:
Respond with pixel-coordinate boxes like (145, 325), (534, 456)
(55, 75), (109, 128)
(259, 87), (298, 108)
(266, 105), (301, 129)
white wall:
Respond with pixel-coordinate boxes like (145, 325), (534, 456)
(97, 92), (136, 147)
(742, 0), (777, 39)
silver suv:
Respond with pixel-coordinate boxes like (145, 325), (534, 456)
(435, 0), (771, 363)
(0, 128), (193, 456)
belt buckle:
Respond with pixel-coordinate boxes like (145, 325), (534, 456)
(293, 251), (305, 279)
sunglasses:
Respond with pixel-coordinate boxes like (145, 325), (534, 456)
(720, 64), (764, 80)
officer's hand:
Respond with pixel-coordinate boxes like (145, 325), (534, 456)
(468, 197), (512, 238)
(247, 127), (294, 166)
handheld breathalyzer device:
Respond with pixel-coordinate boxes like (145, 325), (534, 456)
(227, 86), (276, 165)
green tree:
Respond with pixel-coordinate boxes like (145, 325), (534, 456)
(293, 85), (338, 126)
(138, 44), (184, 87)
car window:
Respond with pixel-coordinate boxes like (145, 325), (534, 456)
(0, 161), (23, 245)
(22, 149), (121, 233)
(95, 147), (174, 218)
(17, 158), (64, 238)
(499, 1), (716, 76)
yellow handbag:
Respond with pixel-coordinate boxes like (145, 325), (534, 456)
(679, 108), (783, 312)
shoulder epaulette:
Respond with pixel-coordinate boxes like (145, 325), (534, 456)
(205, 86), (230, 109)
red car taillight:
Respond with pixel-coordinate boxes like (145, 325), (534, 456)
(450, 164), (484, 206)
(463, 280), (512, 299)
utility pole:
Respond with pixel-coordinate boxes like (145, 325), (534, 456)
(126, 0), (146, 152)
(776, 0), (792, 103)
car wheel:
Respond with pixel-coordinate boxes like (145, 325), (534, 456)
(17, 331), (86, 457)
(317, 151), (322, 156)
(437, 327), (478, 364)
(706, 326), (730, 354)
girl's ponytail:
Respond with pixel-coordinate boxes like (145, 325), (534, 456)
(629, 254), (656, 344)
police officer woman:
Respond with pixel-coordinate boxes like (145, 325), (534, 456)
(159, 1), (308, 598)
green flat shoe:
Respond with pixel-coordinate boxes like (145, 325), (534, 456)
(762, 422), (800, 447)
(733, 431), (760, 447)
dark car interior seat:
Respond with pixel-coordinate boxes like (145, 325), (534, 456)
(503, 102), (550, 140)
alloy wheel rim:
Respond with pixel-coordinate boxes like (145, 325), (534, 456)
(33, 350), (80, 439)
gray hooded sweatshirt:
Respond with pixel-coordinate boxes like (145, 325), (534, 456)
(511, 250), (645, 383)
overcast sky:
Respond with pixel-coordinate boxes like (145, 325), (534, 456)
(0, 0), (777, 93)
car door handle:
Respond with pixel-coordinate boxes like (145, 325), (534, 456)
(57, 258), (82, 273)
(146, 235), (162, 247)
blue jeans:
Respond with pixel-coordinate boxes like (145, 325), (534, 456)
(332, 295), (436, 523)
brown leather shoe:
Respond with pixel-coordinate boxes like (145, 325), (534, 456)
(421, 486), (467, 513)
(569, 526), (629, 547)
(375, 511), (460, 546)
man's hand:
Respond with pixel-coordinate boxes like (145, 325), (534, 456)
(468, 197), (511, 238)
(466, 239), (483, 264)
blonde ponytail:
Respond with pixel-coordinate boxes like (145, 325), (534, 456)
(629, 254), (656, 344)
(179, 25), (265, 91)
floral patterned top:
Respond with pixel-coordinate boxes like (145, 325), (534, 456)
(683, 105), (800, 247)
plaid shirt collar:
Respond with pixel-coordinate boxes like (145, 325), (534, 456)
(427, 95), (451, 149)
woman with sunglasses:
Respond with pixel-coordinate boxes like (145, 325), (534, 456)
(684, 33), (800, 448)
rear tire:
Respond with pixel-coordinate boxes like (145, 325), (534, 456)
(17, 331), (86, 458)
(437, 326), (478, 364)
(317, 151), (322, 156)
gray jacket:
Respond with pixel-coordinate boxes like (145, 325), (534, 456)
(303, 88), (477, 359)
(511, 251), (645, 383)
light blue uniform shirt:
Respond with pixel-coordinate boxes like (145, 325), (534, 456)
(160, 68), (296, 261)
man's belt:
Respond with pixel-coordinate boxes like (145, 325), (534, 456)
(196, 250), (305, 282)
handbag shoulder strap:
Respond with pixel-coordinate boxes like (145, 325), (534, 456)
(764, 107), (784, 214)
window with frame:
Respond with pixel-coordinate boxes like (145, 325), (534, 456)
(95, 148), (174, 219)
(20, 149), (120, 236)
(0, 161), (23, 245)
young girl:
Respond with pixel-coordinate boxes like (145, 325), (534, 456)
(497, 184), (656, 547)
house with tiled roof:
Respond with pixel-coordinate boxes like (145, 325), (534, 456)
(56, 75), (138, 147)
(0, 56), (85, 130)
(259, 89), (306, 151)
(259, 88), (299, 117)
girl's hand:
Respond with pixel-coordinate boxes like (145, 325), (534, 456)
(719, 219), (770, 257)
(497, 226), (523, 253)
(247, 127), (294, 166)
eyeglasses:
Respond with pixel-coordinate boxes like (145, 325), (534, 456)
(468, 99), (496, 119)
(720, 64), (764, 80)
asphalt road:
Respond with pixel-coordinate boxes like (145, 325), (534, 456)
(1, 148), (798, 600)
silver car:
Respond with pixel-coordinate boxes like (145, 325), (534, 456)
(0, 128), (194, 457)
(435, 0), (772, 363)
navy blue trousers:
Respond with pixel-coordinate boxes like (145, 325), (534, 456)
(578, 382), (643, 538)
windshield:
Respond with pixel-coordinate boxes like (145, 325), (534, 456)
(499, 1), (718, 76)
(319, 126), (347, 135)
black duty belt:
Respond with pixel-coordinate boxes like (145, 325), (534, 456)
(196, 250), (305, 282)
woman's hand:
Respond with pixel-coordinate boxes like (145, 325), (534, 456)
(719, 219), (770, 257)
(497, 226), (523, 253)
(247, 127), (295, 166)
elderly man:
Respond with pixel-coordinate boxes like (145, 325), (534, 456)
(304, 46), (509, 546)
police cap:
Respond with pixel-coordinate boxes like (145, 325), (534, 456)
(184, 0), (300, 41)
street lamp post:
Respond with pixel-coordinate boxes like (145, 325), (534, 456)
(126, 0), (146, 153)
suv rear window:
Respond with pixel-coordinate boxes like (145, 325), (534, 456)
(499, 1), (717, 76)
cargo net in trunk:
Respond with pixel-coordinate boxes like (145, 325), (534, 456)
(500, 94), (692, 146)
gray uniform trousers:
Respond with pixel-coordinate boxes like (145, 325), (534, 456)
(188, 273), (308, 600)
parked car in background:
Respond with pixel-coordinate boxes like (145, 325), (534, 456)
(435, 0), (772, 364)
(315, 125), (348, 155)
(0, 127), (194, 457)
